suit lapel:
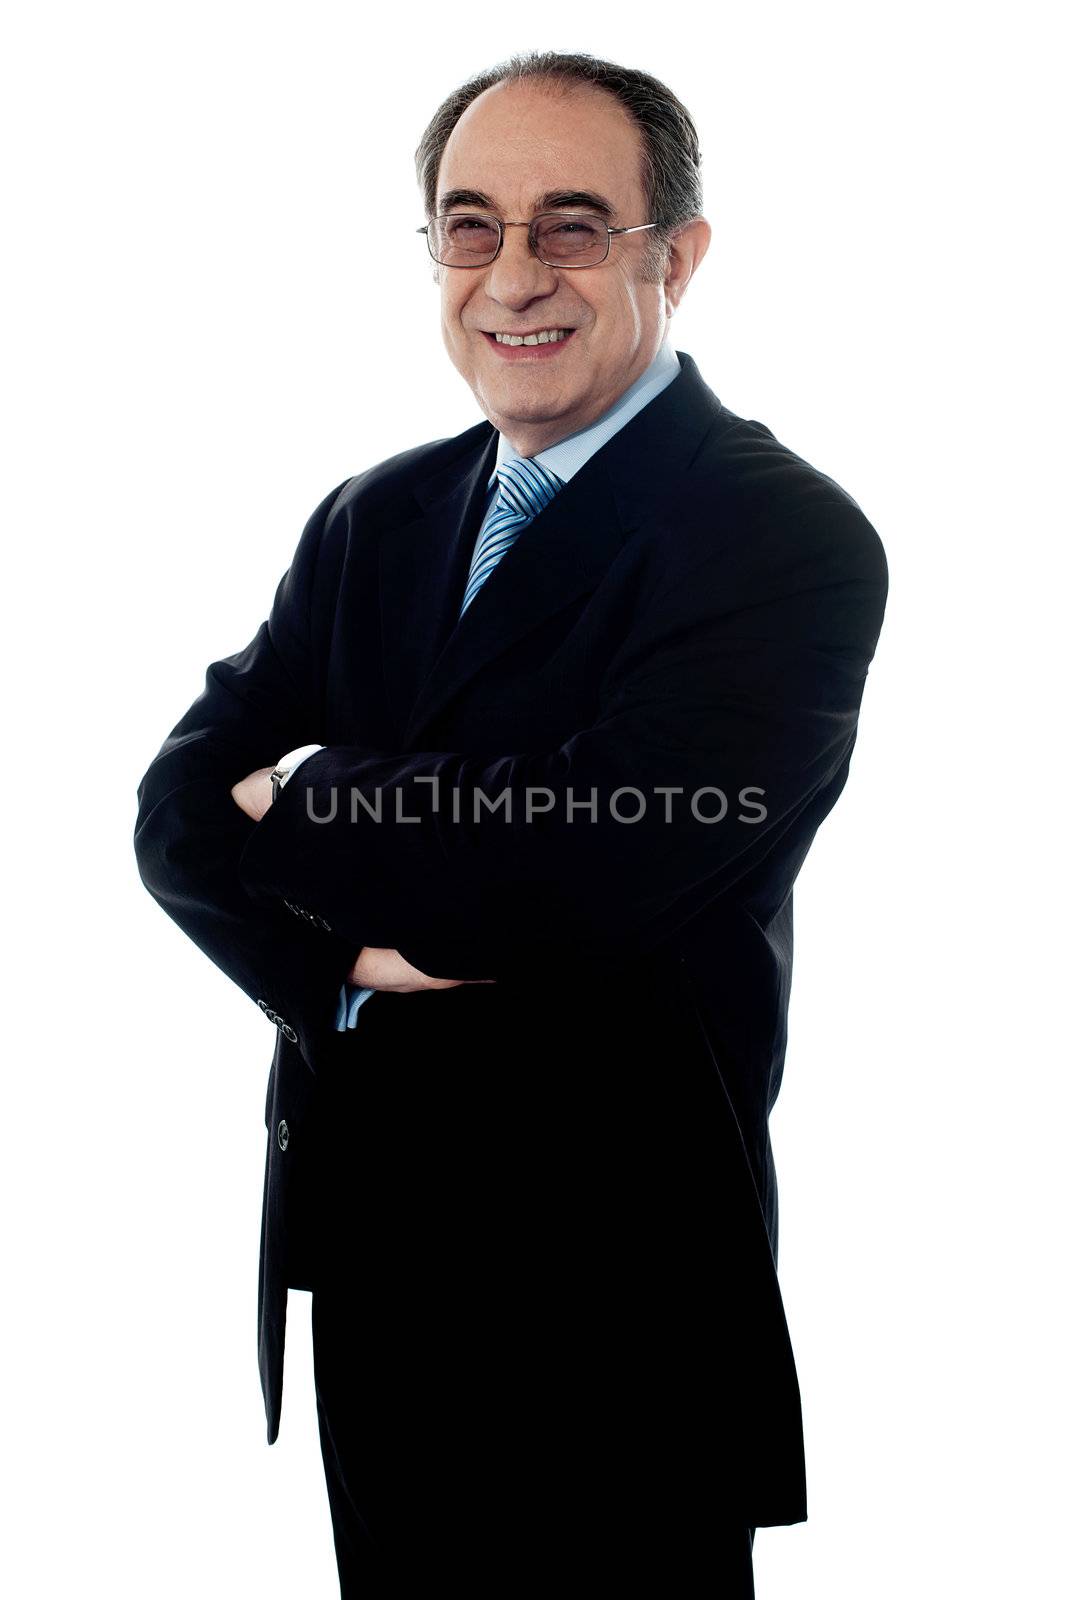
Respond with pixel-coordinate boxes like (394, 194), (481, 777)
(377, 425), (495, 747)
(379, 351), (725, 751)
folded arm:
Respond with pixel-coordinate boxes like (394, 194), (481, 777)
(235, 500), (889, 982)
(133, 479), (363, 1068)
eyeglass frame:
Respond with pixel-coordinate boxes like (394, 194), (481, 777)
(416, 210), (662, 269)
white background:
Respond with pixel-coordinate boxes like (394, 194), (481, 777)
(3, 2), (1061, 1594)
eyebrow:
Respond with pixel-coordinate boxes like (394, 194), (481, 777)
(436, 187), (618, 220)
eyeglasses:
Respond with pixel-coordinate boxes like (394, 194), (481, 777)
(417, 211), (661, 269)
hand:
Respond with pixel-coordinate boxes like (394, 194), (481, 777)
(348, 947), (497, 993)
(231, 766), (275, 823)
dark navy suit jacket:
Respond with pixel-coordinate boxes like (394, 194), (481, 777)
(134, 349), (888, 1526)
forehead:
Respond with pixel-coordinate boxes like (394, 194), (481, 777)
(436, 80), (645, 211)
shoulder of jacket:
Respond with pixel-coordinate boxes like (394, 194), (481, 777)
(324, 419), (494, 529)
(687, 407), (886, 577)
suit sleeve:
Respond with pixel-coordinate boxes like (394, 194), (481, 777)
(236, 498), (889, 981)
(133, 478), (362, 1069)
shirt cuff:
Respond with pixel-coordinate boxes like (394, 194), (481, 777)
(334, 982), (377, 1031)
(276, 743), (325, 787)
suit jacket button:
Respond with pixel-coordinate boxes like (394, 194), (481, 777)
(257, 999), (270, 1013)
(277, 1119), (289, 1152)
(281, 1023), (298, 1043)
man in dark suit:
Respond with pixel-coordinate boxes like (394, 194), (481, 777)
(134, 50), (887, 1598)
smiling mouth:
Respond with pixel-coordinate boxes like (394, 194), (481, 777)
(484, 328), (576, 346)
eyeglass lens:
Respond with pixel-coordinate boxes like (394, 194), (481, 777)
(429, 213), (610, 267)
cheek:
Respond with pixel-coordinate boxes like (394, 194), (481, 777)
(598, 285), (644, 355)
(587, 284), (627, 335)
(442, 290), (477, 337)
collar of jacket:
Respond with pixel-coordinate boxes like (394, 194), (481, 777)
(378, 349), (726, 750)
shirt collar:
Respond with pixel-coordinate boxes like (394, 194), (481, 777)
(491, 338), (682, 487)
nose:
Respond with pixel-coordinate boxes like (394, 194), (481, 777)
(483, 224), (560, 310)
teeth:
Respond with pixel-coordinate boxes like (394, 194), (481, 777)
(494, 329), (572, 346)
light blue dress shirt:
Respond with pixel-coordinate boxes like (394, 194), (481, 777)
(332, 339), (682, 1029)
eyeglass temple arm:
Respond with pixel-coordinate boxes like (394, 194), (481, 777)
(415, 220), (661, 235)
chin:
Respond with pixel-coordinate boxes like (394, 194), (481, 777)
(483, 373), (573, 417)
(492, 398), (573, 431)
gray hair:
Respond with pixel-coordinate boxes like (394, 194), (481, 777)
(414, 50), (703, 282)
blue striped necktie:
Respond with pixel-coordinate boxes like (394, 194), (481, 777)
(459, 455), (564, 618)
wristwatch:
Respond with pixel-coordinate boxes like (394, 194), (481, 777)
(269, 744), (324, 806)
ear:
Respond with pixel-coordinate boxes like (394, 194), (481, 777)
(664, 217), (712, 313)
